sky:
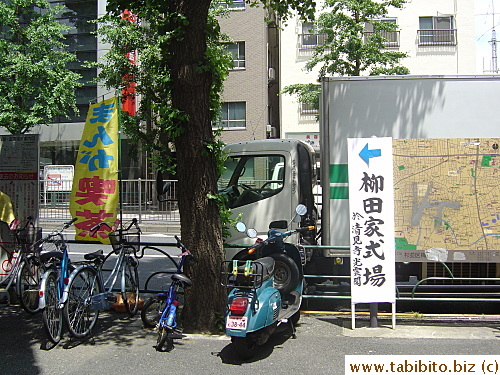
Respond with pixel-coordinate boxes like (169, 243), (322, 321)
(476, 0), (500, 73)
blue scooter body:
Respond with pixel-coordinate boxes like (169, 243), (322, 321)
(225, 276), (281, 337)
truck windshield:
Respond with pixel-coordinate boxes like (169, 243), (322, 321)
(218, 155), (285, 208)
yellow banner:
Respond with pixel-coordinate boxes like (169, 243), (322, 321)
(70, 97), (120, 242)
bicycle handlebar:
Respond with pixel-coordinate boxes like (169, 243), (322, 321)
(174, 235), (197, 262)
(90, 218), (141, 236)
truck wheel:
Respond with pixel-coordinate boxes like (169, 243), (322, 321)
(232, 337), (257, 359)
(270, 253), (300, 295)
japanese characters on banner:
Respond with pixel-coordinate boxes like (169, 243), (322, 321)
(347, 137), (395, 304)
(70, 97), (119, 242)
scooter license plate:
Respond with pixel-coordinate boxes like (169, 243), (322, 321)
(226, 316), (247, 330)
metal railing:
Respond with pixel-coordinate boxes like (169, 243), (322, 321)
(418, 29), (457, 46)
(39, 179), (180, 223)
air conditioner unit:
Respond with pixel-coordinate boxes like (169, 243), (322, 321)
(268, 67), (275, 80)
(266, 125), (277, 138)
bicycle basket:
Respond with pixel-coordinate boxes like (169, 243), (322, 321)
(16, 226), (42, 249)
(108, 230), (140, 254)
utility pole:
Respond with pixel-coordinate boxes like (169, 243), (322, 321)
(483, 1), (500, 73)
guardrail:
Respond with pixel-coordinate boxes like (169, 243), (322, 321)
(39, 178), (180, 223)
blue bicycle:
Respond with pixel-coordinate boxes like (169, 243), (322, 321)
(38, 218), (77, 344)
(140, 235), (194, 352)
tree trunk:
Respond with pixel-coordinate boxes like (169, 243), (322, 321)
(166, 0), (226, 333)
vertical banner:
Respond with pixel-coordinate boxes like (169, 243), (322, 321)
(347, 137), (396, 304)
(70, 97), (120, 242)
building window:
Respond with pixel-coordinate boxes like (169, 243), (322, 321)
(298, 21), (328, 50)
(224, 42), (245, 69)
(219, 0), (245, 10)
(418, 16), (456, 46)
(299, 102), (319, 115)
(364, 19), (400, 47)
(220, 102), (246, 129)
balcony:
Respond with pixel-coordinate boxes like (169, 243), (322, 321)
(364, 30), (400, 48)
(418, 29), (457, 46)
(298, 33), (328, 50)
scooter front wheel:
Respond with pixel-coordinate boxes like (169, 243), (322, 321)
(231, 336), (257, 359)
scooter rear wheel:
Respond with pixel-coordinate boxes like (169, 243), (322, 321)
(232, 337), (257, 359)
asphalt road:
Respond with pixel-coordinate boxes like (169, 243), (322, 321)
(2, 304), (500, 375)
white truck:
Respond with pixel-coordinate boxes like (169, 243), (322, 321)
(220, 75), (500, 282)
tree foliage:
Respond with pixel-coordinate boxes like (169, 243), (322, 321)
(307, 0), (409, 76)
(282, 0), (409, 106)
(0, 0), (82, 134)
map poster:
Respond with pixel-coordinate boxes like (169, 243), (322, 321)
(348, 137), (395, 304)
(393, 138), (500, 263)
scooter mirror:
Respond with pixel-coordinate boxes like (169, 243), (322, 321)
(246, 228), (258, 238)
(295, 204), (307, 216)
(236, 222), (247, 233)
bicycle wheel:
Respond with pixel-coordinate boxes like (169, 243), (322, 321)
(156, 325), (174, 352)
(64, 266), (101, 339)
(16, 257), (43, 314)
(41, 270), (63, 344)
(141, 297), (165, 328)
(121, 256), (139, 317)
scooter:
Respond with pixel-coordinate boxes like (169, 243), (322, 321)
(221, 204), (314, 359)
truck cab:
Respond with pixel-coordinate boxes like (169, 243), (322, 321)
(219, 139), (317, 261)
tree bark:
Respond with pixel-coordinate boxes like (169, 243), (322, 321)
(165, 0), (226, 333)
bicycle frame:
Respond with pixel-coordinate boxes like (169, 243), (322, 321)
(66, 219), (141, 313)
(38, 218), (77, 309)
(39, 232), (72, 310)
(158, 237), (192, 329)
(65, 243), (130, 312)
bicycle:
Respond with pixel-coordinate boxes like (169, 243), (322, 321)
(38, 218), (77, 344)
(0, 217), (43, 314)
(62, 218), (141, 340)
(140, 235), (194, 352)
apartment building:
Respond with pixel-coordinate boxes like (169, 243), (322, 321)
(280, 0), (477, 146)
(216, 1), (277, 143)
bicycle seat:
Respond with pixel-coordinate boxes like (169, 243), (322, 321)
(84, 249), (105, 261)
(171, 273), (192, 287)
(40, 251), (63, 263)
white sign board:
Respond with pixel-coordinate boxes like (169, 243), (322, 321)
(44, 165), (74, 192)
(348, 137), (395, 304)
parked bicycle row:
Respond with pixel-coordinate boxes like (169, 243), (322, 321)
(0, 217), (193, 352)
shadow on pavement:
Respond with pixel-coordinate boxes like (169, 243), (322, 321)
(216, 325), (297, 365)
(0, 305), (43, 374)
